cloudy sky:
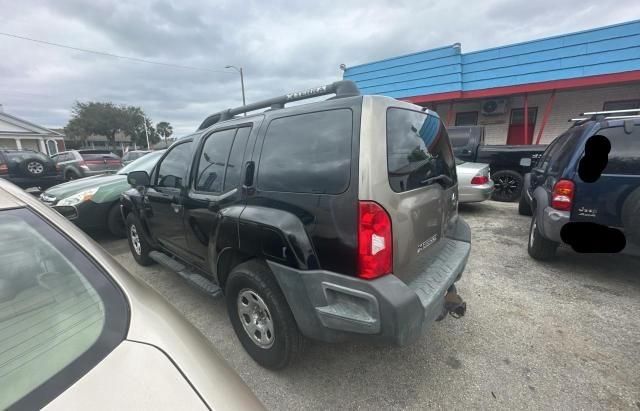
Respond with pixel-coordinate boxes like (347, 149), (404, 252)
(1, 0), (638, 135)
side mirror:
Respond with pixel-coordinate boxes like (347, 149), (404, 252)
(127, 170), (150, 187)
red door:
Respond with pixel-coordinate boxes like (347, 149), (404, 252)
(507, 108), (537, 145)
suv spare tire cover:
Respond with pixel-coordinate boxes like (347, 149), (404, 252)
(20, 158), (46, 176)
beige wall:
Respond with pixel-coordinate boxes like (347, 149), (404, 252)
(434, 82), (640, 145)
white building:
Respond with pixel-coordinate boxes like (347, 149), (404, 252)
(0, 106), (65, 155)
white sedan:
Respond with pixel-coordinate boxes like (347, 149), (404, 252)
(456, 159), (494, 203)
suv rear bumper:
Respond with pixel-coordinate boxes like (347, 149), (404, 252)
(540, 206), (570, 242)
(268, 218), (471, 345)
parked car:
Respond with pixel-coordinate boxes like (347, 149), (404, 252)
(40, 150), (165, 237)
(519, 110), (640, 260)
(122, 149), (151, 165)
(456, 159), (494, 203)
(448, 126), (547, 202)
(52, 149), (123, 180)
(121, 80), (471, 369)
(0, 149), (62, 190)
(0, 178), (264, 410)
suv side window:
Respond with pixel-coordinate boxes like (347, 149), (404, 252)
(539, 125), (583, 174)
(156, 142), (193, 189)
(195, 127), (251, 193)
(257, 109), (352, 194)
(386, 108), (455, 192)
(599, 124), (640, 175)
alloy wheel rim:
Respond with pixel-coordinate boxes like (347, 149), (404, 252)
(237, 289), (275, 349)
(495, 176), (518, 195)
(27, 161), (44, 174)
(130, 224), (142, 255)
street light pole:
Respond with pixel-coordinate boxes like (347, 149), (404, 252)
(225, 65), (246, 116)
(138, 114), (150, 149)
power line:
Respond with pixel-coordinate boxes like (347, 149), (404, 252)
(0, 31), (233, 74)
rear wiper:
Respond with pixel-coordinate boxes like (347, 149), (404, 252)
(421, 174), (453, 187)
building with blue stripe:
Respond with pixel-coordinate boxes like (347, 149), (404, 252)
(343, 20), (640, 145)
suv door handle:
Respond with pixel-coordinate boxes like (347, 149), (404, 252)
(170, 203), (183, 213)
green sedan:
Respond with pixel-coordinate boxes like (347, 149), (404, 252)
(40, 150), (165, 237)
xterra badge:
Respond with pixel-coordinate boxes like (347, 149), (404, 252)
(418, 234), (438, 254)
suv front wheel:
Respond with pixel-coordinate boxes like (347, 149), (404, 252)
(126, 213), (155, 266)
(528, 215), (558, 260)
(225, 260), (304, 370)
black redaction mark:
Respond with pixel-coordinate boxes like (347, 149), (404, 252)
(578, 134), (610, 183)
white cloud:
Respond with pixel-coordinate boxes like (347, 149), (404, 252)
(0, 0), (637, 134)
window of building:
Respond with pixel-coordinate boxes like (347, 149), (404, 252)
(455, 111), (478, 126)
(602, 100), (640, 111)
(257, 109), (353, 194)
(386, 108), (456, 193)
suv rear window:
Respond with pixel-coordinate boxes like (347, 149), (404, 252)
(81, 153), (120, 161)
(386, 108), (455, 192)
(599, 124), (640, 175)
(3, 151), (47, 161)
(257, 109), (353, 194)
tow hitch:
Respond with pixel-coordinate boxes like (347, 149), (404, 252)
(436, 285), (466, 321)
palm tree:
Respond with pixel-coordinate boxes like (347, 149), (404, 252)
(156, 121), (173, 148)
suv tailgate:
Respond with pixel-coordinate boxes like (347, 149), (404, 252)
(359, 98), (459, 283)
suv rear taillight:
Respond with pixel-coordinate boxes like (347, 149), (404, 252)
(551, 179), (575, 211)
(470, 175), (489, 185)
(357, 201), (392, 280)
(0, 163), (7, 175)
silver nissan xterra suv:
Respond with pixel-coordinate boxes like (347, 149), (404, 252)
(122, 80), (471, 369)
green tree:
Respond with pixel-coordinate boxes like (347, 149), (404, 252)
(156, 121), (173, 147)
(64, 101), (160, 149)
(65, 102), (127, 147)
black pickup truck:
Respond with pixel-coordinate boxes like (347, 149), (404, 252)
(448, 126), (548, 201)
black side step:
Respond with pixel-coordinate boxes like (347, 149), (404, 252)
(149, 251), (222, 297)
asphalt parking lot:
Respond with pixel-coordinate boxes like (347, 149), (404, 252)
(96, 201), (640, 410)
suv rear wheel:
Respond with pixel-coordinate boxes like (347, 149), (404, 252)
(225, 260), (303, 370)
(65, 170), (80, 181)
(528, 215), (558, 260)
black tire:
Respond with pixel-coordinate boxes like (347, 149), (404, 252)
(20, 158), (46, 177)
(528, 215), (558, 260)
(518, 192), (533, 216)
(65, 170), (80, 181)
(621, 188), (640, 245)
(126, 213), (155, 266)
(225, 260), (304, 370)
(492, 170), (523, 202)
(107, 204), (126, 238)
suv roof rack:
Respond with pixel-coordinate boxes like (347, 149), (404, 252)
(197, 80), (360, 131)
(580, 108), (640, 116)
(569, 108), (640, 123)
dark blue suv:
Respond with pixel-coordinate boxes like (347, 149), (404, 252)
(519, 110), (640, 260)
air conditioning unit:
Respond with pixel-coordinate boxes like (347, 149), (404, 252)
(481, 99), (507, 116)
